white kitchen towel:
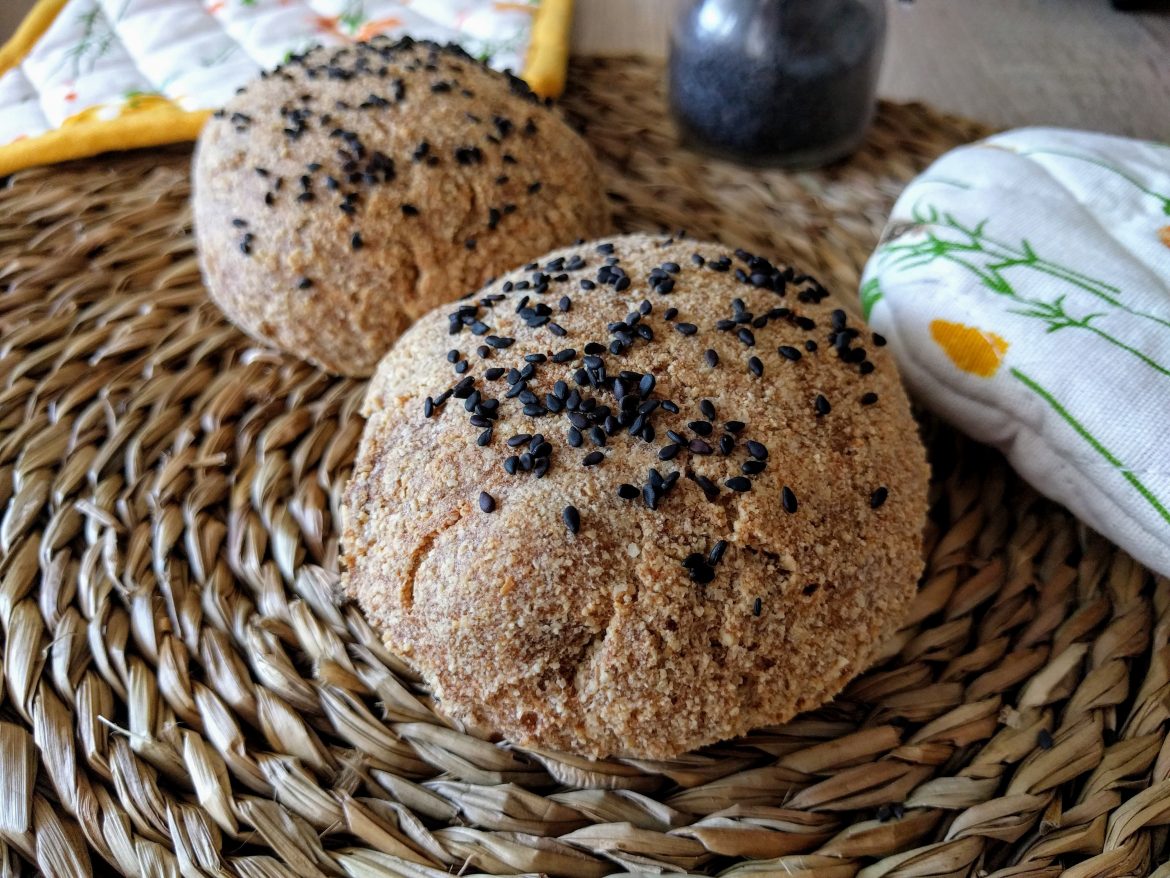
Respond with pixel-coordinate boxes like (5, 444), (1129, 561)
(861, 127), (1170, 577)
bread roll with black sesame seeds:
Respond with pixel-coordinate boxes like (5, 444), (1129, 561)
(343, 233), (929, 759)
(193, 37), (609, 377)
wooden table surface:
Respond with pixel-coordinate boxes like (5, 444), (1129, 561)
(1, 0), (1167, 139)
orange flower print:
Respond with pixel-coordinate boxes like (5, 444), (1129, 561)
(1159, 225), (1170, 249)
(313, 14), (342, 35)
(930, 320), (1009, 377)
(208, 1), (225, 12)
(355, 16), (403, 41)
(493, 1), (537, 12)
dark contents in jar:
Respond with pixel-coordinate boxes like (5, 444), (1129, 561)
(669, 0), (884, 167)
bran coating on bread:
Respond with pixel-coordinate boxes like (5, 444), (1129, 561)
(344, 233), (929, 758)
(193, 37), (609, 376)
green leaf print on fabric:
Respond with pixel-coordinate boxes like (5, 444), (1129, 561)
(874, 205), (1170, 378)
(1011, 367), (1170, 528)
(1015, 147), (1170, 216)
(860, 277), (883, 321)
(339, 0), (367, 35)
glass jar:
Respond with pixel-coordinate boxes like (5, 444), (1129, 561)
(668, 0), (888, 168)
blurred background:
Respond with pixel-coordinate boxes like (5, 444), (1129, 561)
(2, 0), (1167, 138)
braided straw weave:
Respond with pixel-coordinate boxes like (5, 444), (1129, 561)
(1, 55), (1168, 878)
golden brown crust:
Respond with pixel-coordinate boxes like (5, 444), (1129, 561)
(343, 233), (929, 759)
(192, 37), (610, 377)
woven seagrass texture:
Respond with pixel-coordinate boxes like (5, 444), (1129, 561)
(1, 55), (1168, 878)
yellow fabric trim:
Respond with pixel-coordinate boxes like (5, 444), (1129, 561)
(0, 107), (211, 177)
(0, 0), (573, 174)
(0, 0), (70, 77)
(523, 0), (572, 98)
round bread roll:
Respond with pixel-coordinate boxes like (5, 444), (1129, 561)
(193, 37), (609, 376)
(344, 233), (929, 758)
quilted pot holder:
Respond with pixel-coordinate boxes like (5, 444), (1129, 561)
(862, 126), (1170, 577)
(0, 0), (569, 175)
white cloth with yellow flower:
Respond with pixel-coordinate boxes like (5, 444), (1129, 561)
(862, 127), (1170, 577)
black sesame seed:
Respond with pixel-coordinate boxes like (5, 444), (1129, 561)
(873, 333), (888, 346)
(687, 558), (715, 585)
(351, 232), (363, 250)
(423, 397), (435, 418)
(486, 336), (515, 349)
(725, 476), (752, 492)
(479, 492), (496, 513)
(719, 434), (735, 455)
(778, 345), (802, 361)
(559, 296), (572, 312)
(676, 323), (698, 336)
(659, 444), (681, 461)
(738, 328), (755, 346)
(805, 340), (818, 352)
(742, 460), (766, 475)
(642, 484), (659, 510)
(563, 505), (580, 534)
(709, 540), (728, 564)
(689, 438), (713, 455)
(297, 277), (313, 289)
(814, 394), (831, 416)
(725, 420), (745, 433)
(698, 400), (716, 420)
(861, 392), (879, 405)
(870, 486), (889, 509)
(781, 486), (798, 514)
(704, 349), (719, 367)
(567, 427), (583, 448)
(401, 204), (419, 216)
(746, 440), (768, 460)
(1037, 729), (1054, 750)
(694, 474), (720, 500)
(618, 483), (639, 500)
(748, 357), (763, 377)
(689, 420), (713, 437)
(664, 307), (679, 321)
(753, 597), (763, 617)
(859, 361), (876, 375)
(583, 451), (604, 466)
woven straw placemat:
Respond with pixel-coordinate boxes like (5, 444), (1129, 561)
(1, 55), (1168, 878)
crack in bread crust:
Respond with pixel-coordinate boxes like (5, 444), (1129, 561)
(344, 233), (929, 758)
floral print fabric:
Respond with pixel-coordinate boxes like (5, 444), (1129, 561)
(862, 127), (1170, 576)
(0, 0), (542, 151)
